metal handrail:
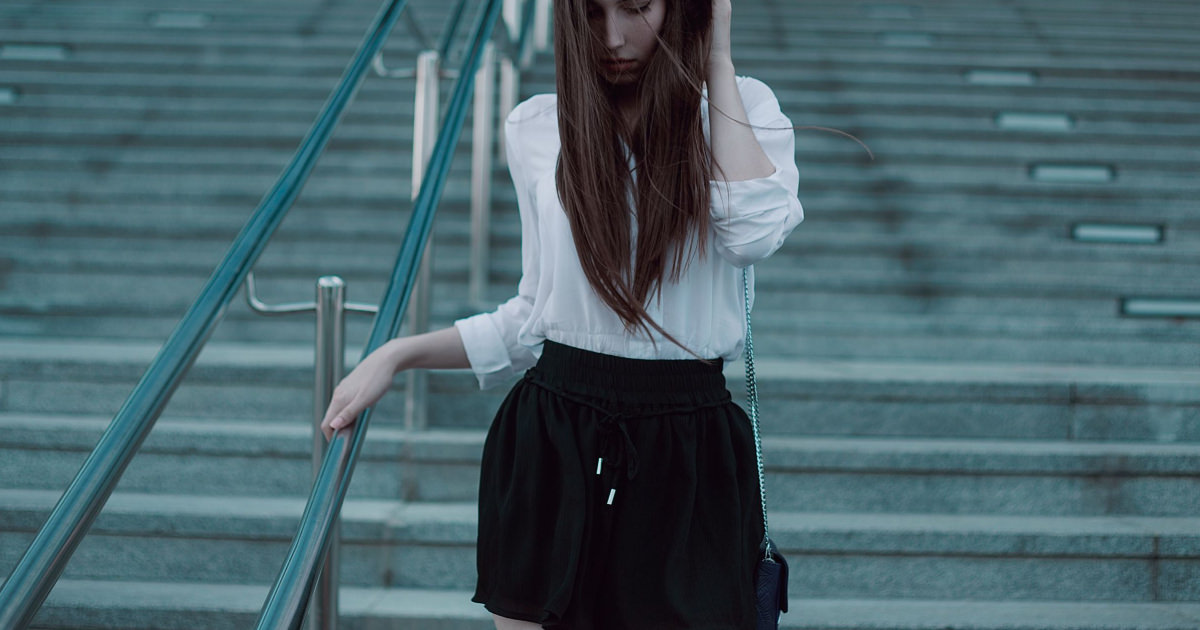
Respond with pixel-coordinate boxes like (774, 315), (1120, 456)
(468, 0), (541, 303)
(404, 6), (436, 52)
(492, 0), (537, 64)
(0, 1), (413, 627)
(436, 0), (473, 61)
(247, 273), (379, 630)
(253, 0), (505, 626)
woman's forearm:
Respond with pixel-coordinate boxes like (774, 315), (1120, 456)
(321, 325), (471, 437)
(707, 0), (774, 183)
(706, 59), (775, 183)
(382, 325), (471, 373)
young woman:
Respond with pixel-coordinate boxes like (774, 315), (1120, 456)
(321, 0), (803, 627)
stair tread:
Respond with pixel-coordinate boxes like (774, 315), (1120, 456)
(6, 488), (1200, 543)
(4, 337), (1200, 385)
(36, 579), (1200, 629)
(5, 413), (1200, 472)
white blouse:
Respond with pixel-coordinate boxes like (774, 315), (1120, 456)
(454, 75), (804, 389)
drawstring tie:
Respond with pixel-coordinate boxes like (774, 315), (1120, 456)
(522, 369), (731, 508)
(596, 412), (639, 506)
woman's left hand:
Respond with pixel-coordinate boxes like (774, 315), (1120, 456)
(710, 0), (733, 66)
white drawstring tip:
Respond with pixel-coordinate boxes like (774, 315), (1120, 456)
(606, 488), (616, 505)
(596, 458), (603, 475)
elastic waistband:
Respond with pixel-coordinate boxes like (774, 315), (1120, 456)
(525, 340), (730, 409)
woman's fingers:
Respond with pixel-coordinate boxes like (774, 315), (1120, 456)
(320, 384), (359, 441)
(318, 354), (395, 441)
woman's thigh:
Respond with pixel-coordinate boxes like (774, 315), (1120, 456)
(493, 613), (542, 630)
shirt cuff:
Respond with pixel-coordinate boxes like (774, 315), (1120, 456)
(453, 314), (518, 390)
(709, 167), (790, 220)
(709, 171), (804, 267)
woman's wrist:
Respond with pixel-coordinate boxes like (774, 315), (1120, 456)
(707, 54), (735, 77)
(380, 337), (413, 374)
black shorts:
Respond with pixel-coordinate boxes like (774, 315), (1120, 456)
(472, 340), (764, 629)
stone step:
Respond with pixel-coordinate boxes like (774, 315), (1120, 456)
(4, 414), (1200, 516)
(3, 491), (1199, 601)
(6, 128), (1198, 171)
(5, 21), (1200, 72)
(0, 170), (475, 204)
(5, 312), (1198, 368)
(5, 0), (1197, 24)
(11, 71), (1200, 121)
(0, 68), (410, 101)
(34, 580), (489, 630)
(3, 259), (1196, 343)
(8, 0), (1200, 22)
(0, 46), (425, 71)
(0, 0), (455, 33)
(5, 256), (1196, 315)
(1, 93), (427, 118)
(0, 14), (452, 39)
(8, 87), (1200, 138)
(2, 338), (1198, 441)
(1, 165), (1192, 206)
(5, 13), (1196, 55)
(6, 305), (1199, 351)
(765, 84), (1200, 118)
(4, 229), (1198, 284)
(2, 217), (1199, 270)
(29, 579), (1200, 630)
(2, 168), (1192, 209)
(8, 78), (1200, 135)
(5, 61), (1197, 105)
(4, 83), (1196, 139)
(753, 329), (1200, 368)
(2, 200), (1196, 254)
(534, 49), (1200, 87)
(6, 49), (1199, 97)
(4, 255), (1196, 339)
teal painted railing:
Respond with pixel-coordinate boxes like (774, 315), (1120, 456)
(253, 0), (507, 626)
(0, 1), (413, 627)
(0, 0), (545, 626)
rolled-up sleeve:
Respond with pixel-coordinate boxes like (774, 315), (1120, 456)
(453, 107), (541, 389)
(709, 80), (804, 268)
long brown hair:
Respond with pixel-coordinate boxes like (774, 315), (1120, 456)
(554, 0), (714, 351)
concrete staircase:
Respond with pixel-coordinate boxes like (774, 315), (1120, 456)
(2, 0), (1200, 628)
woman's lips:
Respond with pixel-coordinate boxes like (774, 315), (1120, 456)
(603, 59), (638, 72)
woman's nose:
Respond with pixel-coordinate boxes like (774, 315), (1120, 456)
(604, 16), (625, 49)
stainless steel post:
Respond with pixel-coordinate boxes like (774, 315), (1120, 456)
(405, 50), (440, 430)
(503, 0), (520, 39)
(469, 42), (497, 307)
(497, 58), (517, 168)
(306, 276), (346, 630)
(534, 0), (552, 53)
(497, 0), (520, 167)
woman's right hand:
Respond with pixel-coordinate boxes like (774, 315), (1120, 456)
(317, 327), (472, 441)
(320, 344), (401, 441)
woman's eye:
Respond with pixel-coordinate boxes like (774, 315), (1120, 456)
(626, 3), (651, 13)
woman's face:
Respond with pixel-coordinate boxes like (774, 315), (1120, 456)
(587, 0), (667, 85)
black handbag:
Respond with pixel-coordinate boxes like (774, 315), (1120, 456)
(743, 267), (789, 630)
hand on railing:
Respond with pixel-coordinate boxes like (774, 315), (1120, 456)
(320, 343), (402, 441)
(320, 326), (471, 439)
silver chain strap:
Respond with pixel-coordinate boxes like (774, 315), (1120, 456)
(742, 267), (771, 557)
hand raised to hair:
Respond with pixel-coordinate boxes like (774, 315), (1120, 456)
(709, 0), (733, 66)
